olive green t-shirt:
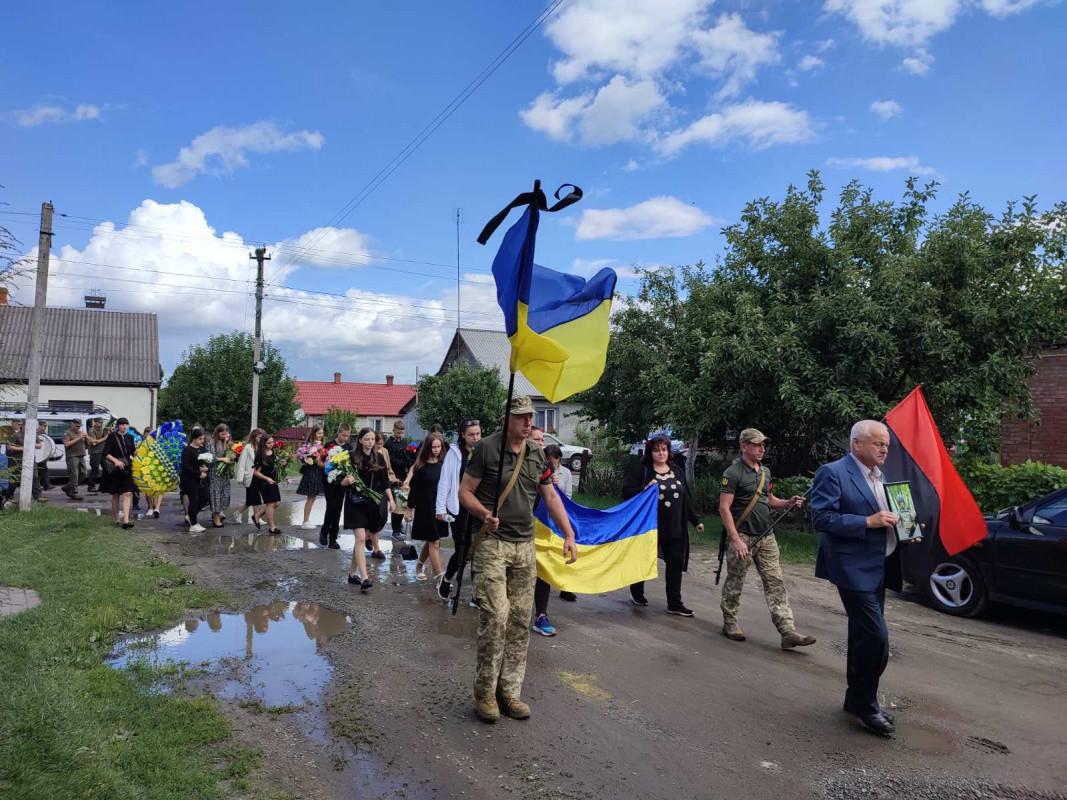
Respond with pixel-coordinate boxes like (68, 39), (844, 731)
(466, 431), (552, 542)
(720, 459), (771, 536)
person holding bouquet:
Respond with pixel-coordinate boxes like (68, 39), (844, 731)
(209, 423), (236, 528)
(295, 425), (327, 530)
(342, 427), (394, 591)
(250, 435), (283, 534)
(181, 426), (211, 533)
(405, 433), (449, 582)
(235, 428), (266, 526)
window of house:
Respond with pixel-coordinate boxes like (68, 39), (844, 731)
(535, 408), (558, 434)
(372, 418), (384, 432)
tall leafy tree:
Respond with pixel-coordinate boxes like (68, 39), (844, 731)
(158, 331), (298, 436)
(321, 405), (359, 439)
(415, 365), (507, 437)
(583, 173), (1067, 470)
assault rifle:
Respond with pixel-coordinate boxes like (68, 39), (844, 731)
(714, 486), (812, 585)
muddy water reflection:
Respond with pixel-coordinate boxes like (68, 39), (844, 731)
(333, 533), (423, 585)
(179, 532), (319, 556)
(109, 601), (350, 706)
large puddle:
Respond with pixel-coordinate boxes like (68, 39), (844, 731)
(176, 532), (320, 556)
(108, 601), (349, 707)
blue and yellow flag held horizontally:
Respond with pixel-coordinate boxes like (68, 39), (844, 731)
(478, 181), (618, 403)
(534, 487), (659, 594)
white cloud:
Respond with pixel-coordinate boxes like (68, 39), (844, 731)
(826, 155), (937, 175)
(544, 0), (711, 84)
(8, 199), (497, 381)
(132, 148), (149, 168)
(575, 196), (717, 241)
(278, 227), (374, 268)
(816, 38), (837, 51)
(870, 99), (903, 118)
(797, 55), (825, 72)
(691, 13), (782, 99)
(825, 0), (1049, 74)
(151, 121), (324, 188)
(13, 103), (101, 126)
(900, 49), (934, 75)
(657, 100), (815, 156)
(571, 258), (648, 281)
(520, 76), (666, 145)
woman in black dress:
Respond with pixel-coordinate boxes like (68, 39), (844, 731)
(623, 435), (704, 616)
(250, 435), (283, 534)
(342, 427), (394, 592)
(405, 433), (449, 582)
(295, 425), (326, 530)
(101, 417), (137, 528)
(180, 426), (210, 532)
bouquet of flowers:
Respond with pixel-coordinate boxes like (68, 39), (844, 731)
(273, 441), (294, 479)
(197, 451), (215, 465)
(215, 441), (244, 478)
(295, 443), (327, 469)
(324, 447), (382, 505)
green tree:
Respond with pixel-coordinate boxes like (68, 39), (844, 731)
(158, 331), (299, 436)
(583, 173), (1067, 471)
(415, 365), (508, 437)
(321, 405), (359, 439)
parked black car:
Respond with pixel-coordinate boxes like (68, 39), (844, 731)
(899, 486), (1067, 617)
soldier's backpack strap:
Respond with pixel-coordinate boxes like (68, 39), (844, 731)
(497, 439), (528, 508)
(735, 468), (767, 529)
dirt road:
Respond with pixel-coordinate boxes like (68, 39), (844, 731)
(95, 490), (1066, 799)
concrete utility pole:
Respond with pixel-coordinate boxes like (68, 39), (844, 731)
(19, 202), (53, 511)
(455, 208), (462, 330)
(249, 246), (270, 431)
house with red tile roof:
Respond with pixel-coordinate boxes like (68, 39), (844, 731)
(295, 373), (415, 434)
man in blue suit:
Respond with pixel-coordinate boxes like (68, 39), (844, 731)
(811, 419), (918, 736)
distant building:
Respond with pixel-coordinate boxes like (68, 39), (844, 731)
(0, 306), (160, 431)
(1000, 343), (1067, 468)
(413, 328), (586, 442)
(294, 373), (415, 434)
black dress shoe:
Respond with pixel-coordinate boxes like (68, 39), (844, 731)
(328, 541), (340, 549)
(319, 532), (328, 546)
(559, 591), (578, 602)
(857, 711), (895, 736)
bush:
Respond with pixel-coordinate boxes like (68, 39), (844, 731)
(579, 464), (627, 498)
(955, 458), (1067, 512)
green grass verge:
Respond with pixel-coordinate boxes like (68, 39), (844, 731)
(0, 507), (258, 799)
(572, 492), (817, 565)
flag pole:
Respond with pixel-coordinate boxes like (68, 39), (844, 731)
(452, 371), (516, 615)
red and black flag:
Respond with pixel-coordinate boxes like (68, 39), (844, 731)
(884, 386), (987, 556)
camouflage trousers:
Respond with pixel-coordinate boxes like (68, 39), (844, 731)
(472, 536), (537, 701)
(720, 531), (796, 635)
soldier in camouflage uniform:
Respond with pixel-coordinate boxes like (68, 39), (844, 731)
(718, 428), (817, 650)
(459, 395), (578, 723)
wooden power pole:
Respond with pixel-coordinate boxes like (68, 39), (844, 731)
(249, 246), (270, 431)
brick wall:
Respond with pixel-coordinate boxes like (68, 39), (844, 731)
(1000, 346), (1067, 467)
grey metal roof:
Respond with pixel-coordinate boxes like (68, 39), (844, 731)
(441, 328), (542, 399)
(0, 306), (160, 387)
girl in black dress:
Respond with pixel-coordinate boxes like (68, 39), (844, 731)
(180, 426), (210, 532)
(101, 417), (137, 528)
(343, 427), (394, 592)
(405, 433), (449, 582)
(251, 435), (283, 534)
(295, 425), (326, 530)
(623, 435), (705, 616)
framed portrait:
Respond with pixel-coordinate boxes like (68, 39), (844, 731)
(884, 481), (921, 542)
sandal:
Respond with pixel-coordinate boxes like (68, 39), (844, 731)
(250, 513), (262, 530)
(415, 560), (428, 581)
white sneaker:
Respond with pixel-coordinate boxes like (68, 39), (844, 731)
(189, 524), (206, 533)
(233, 511), (243, 524)
(301, 521), (316, 530)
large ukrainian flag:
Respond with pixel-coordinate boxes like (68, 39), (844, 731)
(483, 183), (617, 403)
(534, 487), (658, 594)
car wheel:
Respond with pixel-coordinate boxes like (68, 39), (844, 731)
(569, 454), (584, 472)
(924, 555), (989, 618)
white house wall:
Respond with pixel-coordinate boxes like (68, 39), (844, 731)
(1, 384), (156, 432)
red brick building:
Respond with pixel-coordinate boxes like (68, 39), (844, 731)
(1000, 344), (1067, 467)
(294, 373), (415, 434)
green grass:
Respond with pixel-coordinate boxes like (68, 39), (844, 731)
(572, 491), (818, 565)
(0, 507), (259, 799)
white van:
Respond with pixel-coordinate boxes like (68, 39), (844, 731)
(0, 401), (113, 479)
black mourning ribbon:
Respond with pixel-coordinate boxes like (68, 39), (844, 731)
(476, 179), (583, 246)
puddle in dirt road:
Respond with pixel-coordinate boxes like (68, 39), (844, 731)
(175, 532), (320, 556)
(332, 534), (423, 585)
(898, 724), (955, 755)
(108, 600), (349, 707)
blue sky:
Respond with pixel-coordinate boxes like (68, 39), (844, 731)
(2, 0), (1065, 384)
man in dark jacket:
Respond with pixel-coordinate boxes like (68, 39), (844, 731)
(811, 419), (919, 737)
(385, 420), (412, 540)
